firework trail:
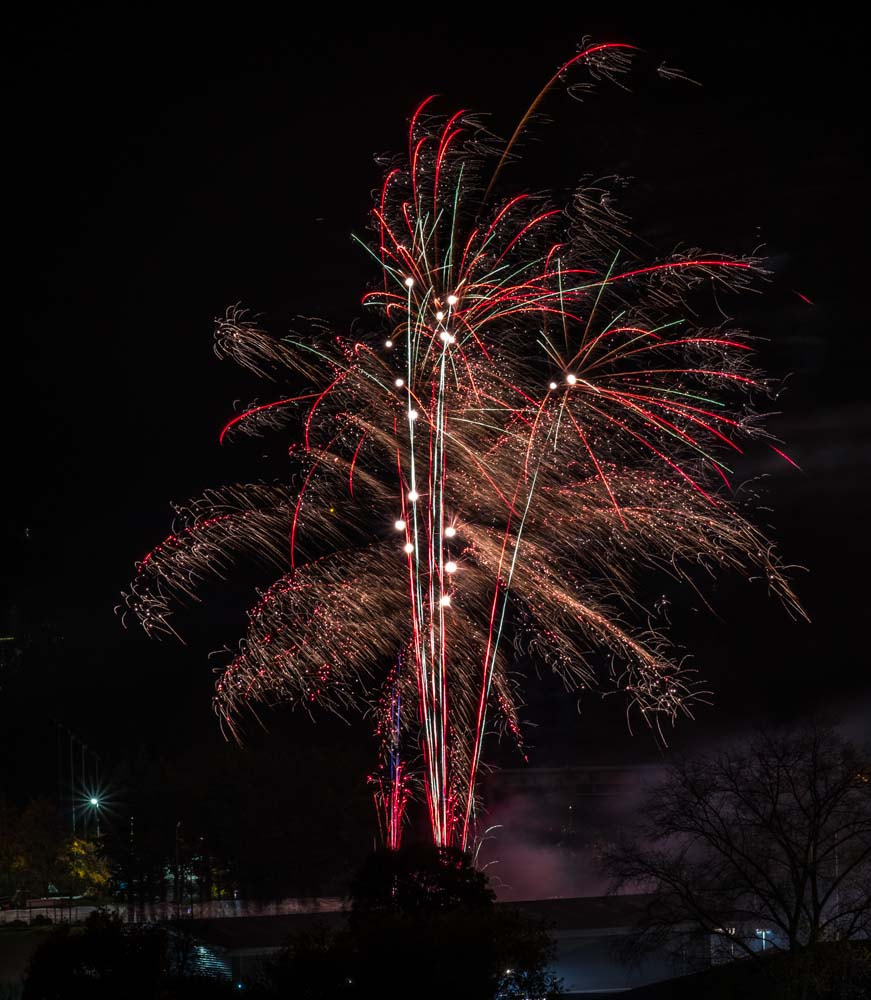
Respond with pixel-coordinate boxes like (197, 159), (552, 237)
(123, 42), (803, 849)
(369, 657), (412, 850)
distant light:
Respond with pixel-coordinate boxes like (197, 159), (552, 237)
(385, 340), (393, 348)
(445, 561), (457, 574)
(439, 595), (451, 607)
(549, 381), (558, 390)
(566, 373), (577, 385)
(394, 519), (406, 531)
(409, 409), (419, 421)
(444, 525), (456, 538)
(408, 490), (419, 502)
(436, 311), (445, 321)
(447, 294), (458, 305)
(404, 277), (414, 287)
(89, 797), (99, 807)
(404, 542), (414, 554)
(395, 378), (404, 387)
(439, 331), (455, 344)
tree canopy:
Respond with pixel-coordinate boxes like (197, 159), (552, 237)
(0, 798), (108, 900)
(269, 843), (562, 999)
(604, 722), (871, 965)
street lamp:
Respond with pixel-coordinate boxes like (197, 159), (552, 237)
(86, 796), (101, 837)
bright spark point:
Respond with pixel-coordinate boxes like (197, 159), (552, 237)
(395, 378), (404, 387)
(395, 519), (406, 531)
(447, 294), (458, 305)
(404, 277), (414, 287)
(445, 561), (457, 574)
(385, 340), (393, 348)
(549, 381), (558, 390)
(439, 331), (455, 344)
(407, 490), (419, 502)
(409, 409), (419, 420)
(436, 311), (445, 321)
(444, 525), (456, 537)
(89, 797), (99, 806)
(404, 542), (414, 554)
(439, 595), (451, 607)
(566, 373), (577, 385)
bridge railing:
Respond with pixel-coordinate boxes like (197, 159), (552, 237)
(0, 896), (347, 925)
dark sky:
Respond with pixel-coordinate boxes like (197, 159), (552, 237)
(2, 10), (868, 804)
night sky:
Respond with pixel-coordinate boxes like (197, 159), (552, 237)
(3, 11), (868, 809)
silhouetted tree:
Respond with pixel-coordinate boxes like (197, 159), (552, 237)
(350, 843), (493, 917)
(22, 909), (166, 999)
(266, 927), (355, 999)
(267, 843), (561, 999)
(21, 909), (248, 999)
(603, 722), (871, 968)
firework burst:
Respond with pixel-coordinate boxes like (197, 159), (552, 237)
(123, 42), (802, 849)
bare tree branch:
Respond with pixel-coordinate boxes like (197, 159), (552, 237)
(601, 720), (871, 966)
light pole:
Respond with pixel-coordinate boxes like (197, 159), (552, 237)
(175, 821), (182, 918)
(52, 720), (101, 837)
(88, 797), (101, 838)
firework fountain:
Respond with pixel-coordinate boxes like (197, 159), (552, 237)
(124, 43), (803, 850)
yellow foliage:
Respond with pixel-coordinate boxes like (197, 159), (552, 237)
(58, 837), (111, 894)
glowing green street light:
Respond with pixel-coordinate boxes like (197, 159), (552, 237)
(85, 795), (103, 836)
